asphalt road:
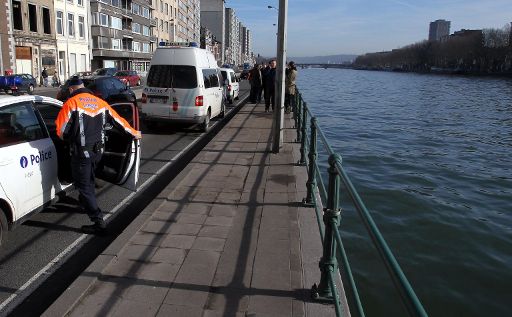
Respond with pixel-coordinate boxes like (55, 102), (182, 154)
(0, 83), (250, 316)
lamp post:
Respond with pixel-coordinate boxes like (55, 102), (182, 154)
(268, 1), (288, 153)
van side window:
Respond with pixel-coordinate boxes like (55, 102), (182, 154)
(209, 70), (219, 87)
(0, 102), (46, 147)
(202, 69), (211, 88)
(230, 72), (236, 83)
(147, 65), (197, 89)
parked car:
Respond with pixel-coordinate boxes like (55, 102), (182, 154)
(0, 94), (140, 246)
(141, 42), (224, 132)
(57, 76), (137, 105)
(92, 67), (117, 77)
(114, 70), (141, 87)
(72, 71), (93, 78)
(219, 68), (240, 104)
(0, 74), (37, 95)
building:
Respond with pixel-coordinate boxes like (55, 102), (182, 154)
(429, 19), (450, 42)
(0, 0), (15, 74)
(54, 0), (92, 81)
(89, 0), (156, 73)
(9, 0), (58, 81)
(224, 7), (240, 65)
(153, 0), (177, 43)
(200, 26), (221, 63)
(175, 0), (200, 42)
(200, 0), (225, 62)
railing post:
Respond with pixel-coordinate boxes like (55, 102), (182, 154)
(312, 153), (342, 303)
(297, 102), (307, 166)
(295, 93), (302, 143)
(303, 117), (317, 207)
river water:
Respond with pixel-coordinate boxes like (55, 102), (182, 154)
(296, 68), (512, 317)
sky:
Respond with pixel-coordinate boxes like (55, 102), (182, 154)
(224, 0), (512, 57)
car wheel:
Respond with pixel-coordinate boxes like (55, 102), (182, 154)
(137, 79), (141, 86)
(201, 109), (211, 132)
(0, 208), (8, 247)
(145, 119), (156, 131)
(28, 85), (34, 95)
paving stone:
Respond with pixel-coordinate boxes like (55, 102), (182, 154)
(124, 282), (169, 304)
(205, 288), (250, 313)
(160, 234), (196, 249)
(176, 213), (207, 225)
(110, 298), (160, 317)
(164, 286), (210, 308)
(248, 295), (292, 317)
(118, 244), (158, 261)
(130, 232), (166, 247)
(181, 203), (212, 215)
(198, 225), (231, 239)
(151, 247), (187, 265)
(68, 281), (125, 317)
(205, 216), (234, 227)
(191, 237), (226, 252)
(174, 249), (221, 285)
(209, 204), (238, 217)
(168, 223), (202, 235)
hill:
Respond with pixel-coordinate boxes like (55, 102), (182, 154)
(289, 54), (357, 64)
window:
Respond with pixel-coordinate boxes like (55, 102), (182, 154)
(165, 3), (169, 15)
(142, 7), (150, 18)
(111, 0), (120, 7)
(28, 4), (38, 32)
(202, 70), (211, 88)
(159, 20), (163, 32)
(93, 36), (109, 49)
(146, 65), (197, 88)
(99, 13), (109, 27)
(132, 23), (140, 33)
(133, 42), (140, 52)
(165, 22), (168, 33)
(111, 16), (122, 30)
(68, 13), (74, 37)
(77, 0), (83, 6)
(67, 0), (73, 4)
(160, 0), (163, 12)
(0, 102), (46, 147)
(132, 3), (140, 15)
(142, 43), (150, 53)
(143, 25), (150, 36)
(56, 11), (64, 35)
(78, 16), (85, 38)
(42, 8), (51, 34)
(112, 39), (121, 50)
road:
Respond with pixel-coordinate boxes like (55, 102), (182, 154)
(0, 83), (250, 316)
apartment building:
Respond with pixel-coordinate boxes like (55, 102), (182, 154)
(54, 0), (92, 81)
(9, 0), (58, 81)
(0, 1), (14, 74)
(153, 0), (176, 43)
(200, 0), (225, 63)
(90, 0), (156, 72)
(176, 0), (200, 42)
(224, 7), (240, 65)
(429, 19), (451, 42)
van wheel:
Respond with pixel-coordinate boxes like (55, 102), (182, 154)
(201, 109), (211, 132)
(28, 85), (34, 95)
(235, 94), (239, 100)
(0, 208), (8, 247)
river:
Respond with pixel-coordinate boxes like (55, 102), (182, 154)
(296, 68), (512, 317)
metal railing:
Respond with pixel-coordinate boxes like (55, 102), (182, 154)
(293, 89), (428, 317)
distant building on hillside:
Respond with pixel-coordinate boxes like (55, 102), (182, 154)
(429, 19), (451, 41)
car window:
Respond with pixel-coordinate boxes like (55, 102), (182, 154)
(202, 69), (211, 88)
(221, 71), (227, 84)
(209, 70), (219, 87)
(230, 72), (236, 83)
(0, 101), (46, 147)
(33, 102), (60, 133)
(115, 71), (129, 76)
(146, 65), (197, 89)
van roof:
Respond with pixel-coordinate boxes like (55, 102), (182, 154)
(151, 47), (218, 68)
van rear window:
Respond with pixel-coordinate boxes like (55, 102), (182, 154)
(146, 65), (197, 89)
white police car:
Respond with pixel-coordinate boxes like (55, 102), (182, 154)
(0, 95), (140, 246)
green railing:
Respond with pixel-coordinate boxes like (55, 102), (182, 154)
(293, 90), (428, 317)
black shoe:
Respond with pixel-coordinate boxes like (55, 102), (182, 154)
(81, 221), (107, 235)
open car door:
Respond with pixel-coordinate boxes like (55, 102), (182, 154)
(96, 102), (140, 191)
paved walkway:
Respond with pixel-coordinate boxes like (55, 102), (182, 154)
(44, 102), (339, 316)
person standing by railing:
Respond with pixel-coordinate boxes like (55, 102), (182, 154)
(285, 61), (297, 113)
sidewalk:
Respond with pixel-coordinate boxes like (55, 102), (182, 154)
(43, 102), (337, 316)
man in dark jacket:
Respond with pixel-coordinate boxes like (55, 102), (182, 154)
(55, 77), (141, 234)
(263, 60), (276, 112)
(249, 65), (262, 103)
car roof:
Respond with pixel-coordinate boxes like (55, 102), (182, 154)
(219, 68), (233, 72)
(0, 94), (63, 107)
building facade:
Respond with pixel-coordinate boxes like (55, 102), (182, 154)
(90, 0), (156, 72)
(429, 19), (451, 42)
(153, 0), (176, 43)
(54, 0), (92, 81)
(200, 0), (224, 63)
(224, 7), (240, 66)
(0, 0), (15, 74)
(176, 0), (200, 42)
(10, 0), (58, 82)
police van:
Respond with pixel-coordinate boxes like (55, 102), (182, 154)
(140, 42), (224, 132)
(0, 95), (140, 246)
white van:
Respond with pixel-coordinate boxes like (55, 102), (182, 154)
(219, 68), (240, 104)
(141, 42), (224, 132)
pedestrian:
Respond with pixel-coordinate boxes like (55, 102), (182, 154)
(285, 61), (297, 113)
(55, 77), (141, 234)
(249, 64), (262, 103)
(41, 67), (48, 87)
(52, 71), (60, 87)
(263, 60), (277, 112)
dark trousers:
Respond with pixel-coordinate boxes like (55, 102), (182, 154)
(250, 85), (262, 103)
(265, 88), (275, 111)
(71, 153), (102, 223)
(285, 93), (296, 112)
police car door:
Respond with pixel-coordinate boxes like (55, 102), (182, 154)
(96, 102), (140, 191)
(0, 100), (58, 220)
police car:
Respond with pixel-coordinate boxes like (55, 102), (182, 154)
(0, 95), (140, 246)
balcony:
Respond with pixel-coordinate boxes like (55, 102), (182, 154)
(149, 36), (157, 42)
(150, 18), (157, 27)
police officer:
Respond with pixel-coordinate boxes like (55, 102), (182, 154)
(55, 77), (141, 234)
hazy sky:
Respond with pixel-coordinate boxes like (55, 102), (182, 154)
(225, 0), (512, 57)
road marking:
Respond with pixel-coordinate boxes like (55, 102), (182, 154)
(0, 94), (247, 314)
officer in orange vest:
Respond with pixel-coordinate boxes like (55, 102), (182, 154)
(55, 76), (141, 234)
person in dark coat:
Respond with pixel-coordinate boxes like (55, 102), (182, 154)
(249, 65), (262, 103)
(263, 60), (276, 112)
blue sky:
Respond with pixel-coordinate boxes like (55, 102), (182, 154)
(225, 0), (512, 57)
